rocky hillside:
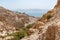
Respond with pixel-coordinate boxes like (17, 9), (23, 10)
(40, 0), (60, 23)
(0, 6), (37, 40)
(21, 0), (60, 40)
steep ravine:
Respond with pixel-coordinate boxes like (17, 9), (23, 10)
(21, 0), (60, 40)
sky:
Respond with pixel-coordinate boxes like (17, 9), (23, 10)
(0, 0), (57, 10)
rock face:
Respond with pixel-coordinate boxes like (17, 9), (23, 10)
(0, 6), (37, 37)
(21, 0), (60, 40)
(55, 0), (60, 8)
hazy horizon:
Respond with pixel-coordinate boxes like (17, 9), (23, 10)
(0, 0), (57, 10)
(0, 0), (57, 17)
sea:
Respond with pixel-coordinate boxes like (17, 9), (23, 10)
(15, 9), (48, 17)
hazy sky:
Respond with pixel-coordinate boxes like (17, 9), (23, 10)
(0, 0), (57, 10)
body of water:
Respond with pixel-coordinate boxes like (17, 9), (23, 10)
(16, 9), (48, 17)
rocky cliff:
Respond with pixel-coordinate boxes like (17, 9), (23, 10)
(21, 0), (60, 40)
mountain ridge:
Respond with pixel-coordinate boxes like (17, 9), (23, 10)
(0, 6), (38, 40)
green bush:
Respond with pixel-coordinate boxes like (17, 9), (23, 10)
(38, 18), (41, 21)
(46, 14), (52, 19)
(10, 28), (29, 40)
(10, 23), (34, 40)
(26, 23), (34, 29)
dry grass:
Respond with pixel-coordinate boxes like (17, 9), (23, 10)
(45, 25), (58, 40)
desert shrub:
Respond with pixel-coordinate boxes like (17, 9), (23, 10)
(26, 23), (34, 29)
(45, 26), (58, 40)
(10, 23), (34, 40)
(38, 18), (41, 21)
(10, 28), (29, 40)
(46, 14), (52, 19)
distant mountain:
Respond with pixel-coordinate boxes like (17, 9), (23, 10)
(14, 9), (48, 17)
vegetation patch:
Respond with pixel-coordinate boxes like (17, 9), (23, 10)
(26, 23), (35, 29)
(10, 23), (34, 40)
(10, 28), (29, 40)
(46, 14), (52, 20)
(38, 18), (41, 21)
